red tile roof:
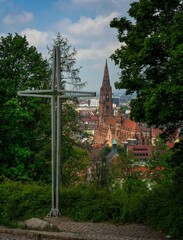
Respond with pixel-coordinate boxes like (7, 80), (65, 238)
(105, 117), (117, 126)
(131, 166), (164, 179)
(122, 118), (141, 131)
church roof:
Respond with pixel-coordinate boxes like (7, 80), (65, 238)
(105, 117), (117, 126)
(122, 118), (141, 131)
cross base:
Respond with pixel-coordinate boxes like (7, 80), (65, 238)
(47, 208), (61, 217)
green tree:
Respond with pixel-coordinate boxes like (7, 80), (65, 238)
(100, 145), (111, 158)
(110, 4), (183, 235)
(146, 138), (174, 186)
(110, 149), (146, 195)
(120, 105), (129, 114)
(48, 33), (86, 90)
(0, 33), (51, 181)
(62, 146), (89, 187)
(110, 0), (183, 132)
(0, 33), (89, 186)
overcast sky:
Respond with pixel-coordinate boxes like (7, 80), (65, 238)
(0, 0), (134, 93)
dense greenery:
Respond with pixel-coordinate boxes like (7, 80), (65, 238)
(110, 0), (183, 131)
(0, 33), (51, 181)
(0, 179), (51, 225)
(0, 139), (183, 238)
(109, 2), (183, 236)
(0, 33), (88, 184)
(0, 178), (182, 238)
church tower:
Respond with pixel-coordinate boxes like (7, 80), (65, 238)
(99, 60), (113, 123)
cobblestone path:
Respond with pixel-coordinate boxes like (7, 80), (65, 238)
(0, 216), (166, 240)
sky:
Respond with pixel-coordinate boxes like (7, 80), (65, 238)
(0, 0), (134, 93)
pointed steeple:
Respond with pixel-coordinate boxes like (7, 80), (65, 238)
(99, 60), (113, 122)
(102, 60), (111, 88)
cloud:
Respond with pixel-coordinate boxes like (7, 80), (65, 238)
(68, 12), (118, 36)
(21, 28), (57, 59)
(20, 28), (51, 47)
(55, 11), (119, 41)
(53, 11), (120, 61)
(77, 41), (120, 60)
(70, 0), (130, 15)
(3, 11), (33, 25)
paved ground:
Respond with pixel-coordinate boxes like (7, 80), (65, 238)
(0, 216), (166, 240)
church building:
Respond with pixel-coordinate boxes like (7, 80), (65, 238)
(94, 60), (158, 149)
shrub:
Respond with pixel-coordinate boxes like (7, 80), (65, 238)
(60, 183), (148, 223)
(1, 179), (182, 239)
(145, 184), (183, 238)
(0, 180), (51, 225)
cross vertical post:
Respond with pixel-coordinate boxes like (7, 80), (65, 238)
(18, 45), (96, 216)
(50, 46), (62, 216)
(55, 46), (61, 214)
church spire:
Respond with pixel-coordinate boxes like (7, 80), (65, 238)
(102, 59), (110, 88)
(99, 60), (113, 122)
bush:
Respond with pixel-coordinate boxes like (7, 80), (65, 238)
(60, 185), (112, 221)
(60, 183), (148, 223)
(145, 184), (183, 238)
(0, 180), (149, 225)
(0, 180), (51, 225)
(1, 179), (182, 239)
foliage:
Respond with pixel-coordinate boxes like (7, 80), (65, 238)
(0, 33), (51, 181)
(99, 145), (111, 158)
(168, 139), (183, 186)
(48, 33), (86, 90)
(110, 3), (183, 236)
(0, 180), (51, 225)
(0, 32), (88, 185)
(120, 105), (129, 114)
(109, 149), (143, 188)
(144, 139), (183, 238)
(110, 0), (183, 132)
(62, 100), (82, 146)
(60, 183), (148, 223)
(1, 178), (183, 238)
(145, 183), (183, 238)
(1, 180), (143, 224)
(87, 147), (112, 190)
(62, 146), (89, 187)
(147, 138), (174, 185)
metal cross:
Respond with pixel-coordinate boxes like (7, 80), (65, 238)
(18, 46), (96, 217)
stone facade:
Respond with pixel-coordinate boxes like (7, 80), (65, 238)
(94, 61), (158, 148)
